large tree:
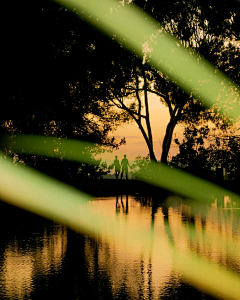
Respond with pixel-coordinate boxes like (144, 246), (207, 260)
(2, 0), (132, 147)
(1, 0), (132, 179)
(3, 0), (239, 167)
(91, 0), (240, 163)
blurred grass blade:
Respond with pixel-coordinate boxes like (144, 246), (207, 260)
(54, 0), (240, 120)
(3, 134), (240, 204)
(0, 152), (94, 235)
(145, 161), (240, 202)
(1, 0), (240, 299)
(1, 152), (240, 300)
(165, 196), (240, 251)
(171, 246), (240, 300)
(1, 134), (98, 165)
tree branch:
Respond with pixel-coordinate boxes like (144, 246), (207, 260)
(135, 71), (143, 122)
(142, 66), (153, 147)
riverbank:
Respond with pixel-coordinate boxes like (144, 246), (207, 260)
(73, 179), (169, 197)
(67, 178), (240, 197)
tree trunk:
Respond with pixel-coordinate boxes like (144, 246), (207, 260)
(161, 99), (185, 164)
(137, 121), (157, 162)
(161, 118), (178, 164)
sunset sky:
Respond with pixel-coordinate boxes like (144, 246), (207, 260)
(99, 93), (184, 165)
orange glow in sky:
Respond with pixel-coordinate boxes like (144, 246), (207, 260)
(100, 93), (184, 164)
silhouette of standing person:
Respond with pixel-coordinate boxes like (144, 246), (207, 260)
(114, 156), (121, 179)
(121, 154), (130, 179)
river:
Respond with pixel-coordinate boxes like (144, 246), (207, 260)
(0, 193), (239, 300)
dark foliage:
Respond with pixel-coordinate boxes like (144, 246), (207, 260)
(2, 0), (132, 179)
(170, 124), (240, 180)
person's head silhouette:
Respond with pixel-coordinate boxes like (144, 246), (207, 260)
(124, 155), (126, 158)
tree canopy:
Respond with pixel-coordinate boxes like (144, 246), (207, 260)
(2, 0), (130, 147)
(2, 0), (240, 172)
(1, 0), (132, 179)
(170, 124), (240, 180)
(92, 0), (240, 163)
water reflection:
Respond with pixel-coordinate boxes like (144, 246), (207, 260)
(86, 195), (173, 300)
(0, 213), (67, 300)
(2, 249), (33, 299)
(116, 194), (128, 214)
(164, 195), (240, 275)
(0, 194), (239, 299)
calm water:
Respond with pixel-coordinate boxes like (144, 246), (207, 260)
(0, 194), (239, 300)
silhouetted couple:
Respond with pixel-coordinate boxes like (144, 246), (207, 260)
(114, 155), (130, 179)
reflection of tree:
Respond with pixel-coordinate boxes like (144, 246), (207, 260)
(134, 193), (170, 223)
(0, 212), (67, 299)
(2, 195), (239, 299)
(165, 195), (240, 274)
(83, 234), (159, 299)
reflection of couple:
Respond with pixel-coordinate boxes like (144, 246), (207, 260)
(114, 155), (130, 179)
